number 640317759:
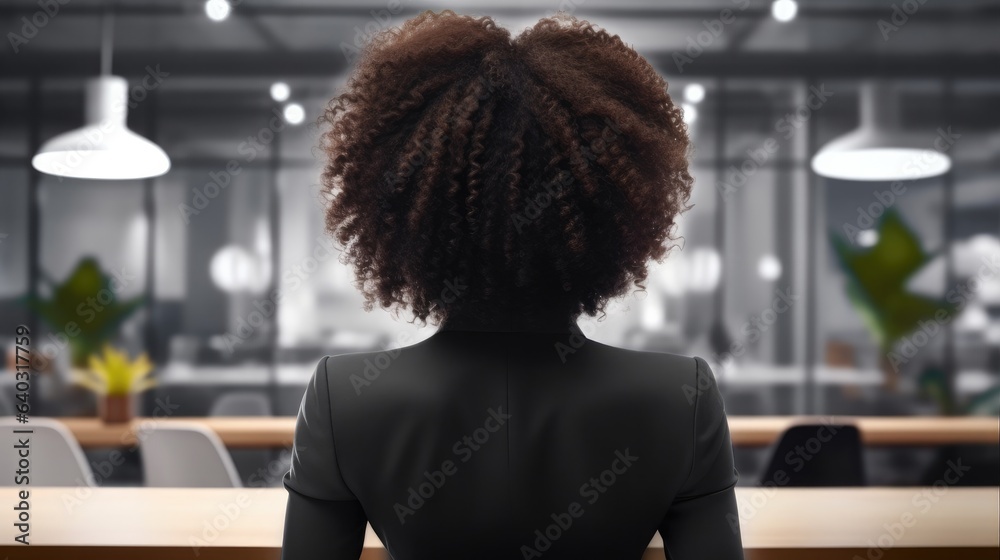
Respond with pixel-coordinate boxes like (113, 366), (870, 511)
(13, 324), (31, 415)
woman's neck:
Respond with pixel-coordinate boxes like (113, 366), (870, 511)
(437, 305), (580, 334)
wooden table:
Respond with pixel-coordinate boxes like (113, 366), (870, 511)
(728, 415), (1000, 447)
(58, 417), (298, 449)
(52, 415), (1000, 449)
(1, 487), (996, 559)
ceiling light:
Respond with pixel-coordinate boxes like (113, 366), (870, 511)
(771, 0), (798, 22)
(283, 103), (305, 125)
(270, 81), (290, 102)
(33, 77), (171, 180)
(683, 83), (705, 104)
(811, 81), (952, 181)
(205, 0), (231, 22)
(32, 10), (169, 180)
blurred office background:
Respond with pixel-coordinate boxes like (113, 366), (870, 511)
(0, 0), (997, 487)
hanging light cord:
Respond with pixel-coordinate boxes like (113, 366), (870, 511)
(100, 3), (114, 76)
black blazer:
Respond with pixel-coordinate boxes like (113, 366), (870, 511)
(281, 322), (743, 559)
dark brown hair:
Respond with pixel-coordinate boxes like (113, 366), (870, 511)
(320, 11), (692, 324)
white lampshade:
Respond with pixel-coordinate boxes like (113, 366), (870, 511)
(811, 82), (951, 182)
(32, 76), (170, 180)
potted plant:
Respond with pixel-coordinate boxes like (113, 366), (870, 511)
(24, 257), (144, 369)
(830, 209), (957, 390)
(72, 345), (157, 423)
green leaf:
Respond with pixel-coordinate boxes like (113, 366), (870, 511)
(830, 208), (958, 353)
(22, 257), (144, 367)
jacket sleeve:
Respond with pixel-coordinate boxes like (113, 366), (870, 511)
(659, 356), (744, 559)
(281, 356), (368, 560)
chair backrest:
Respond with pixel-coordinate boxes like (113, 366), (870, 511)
(759, 424), (866, 486)
(0, 417), (95, 487)
(210, 392), (272, 416)
(139, 423), (242, 487)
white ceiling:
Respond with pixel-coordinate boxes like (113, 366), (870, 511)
(4, 0), (998, 56)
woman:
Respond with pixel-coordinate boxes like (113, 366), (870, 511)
(282, 11), (743, 560)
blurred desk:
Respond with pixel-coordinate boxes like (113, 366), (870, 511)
(60, 417), (296, 449)
(2, 487), (996, 559)
(53, 415), (1000, 449)
(145, 361), (997, 389)
(730, 415), (1000, 447)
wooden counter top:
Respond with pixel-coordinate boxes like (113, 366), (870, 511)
(49, 415), (1000, 448)
(1, 487), (996, 559)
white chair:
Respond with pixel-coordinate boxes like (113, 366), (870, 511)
(139, 423), (242, 487)
(0, 417), (95, 487)
(210, 391), (278, 486)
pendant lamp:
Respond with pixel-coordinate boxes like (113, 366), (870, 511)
(811, 81), (950, 182)
(31, 9), (170, 180)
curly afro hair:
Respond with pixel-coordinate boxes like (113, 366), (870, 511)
(320, 11), (693, 326)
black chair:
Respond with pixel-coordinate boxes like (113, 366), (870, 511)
(920, 444), (1000, 486)
(759, 424), (866, 486)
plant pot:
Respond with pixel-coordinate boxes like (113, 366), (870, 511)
(99, 394), (133, 424)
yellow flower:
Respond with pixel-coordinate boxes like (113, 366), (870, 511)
(72, 345), (157, 396)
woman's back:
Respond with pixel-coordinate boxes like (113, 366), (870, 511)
(282, 325), (742, 559)
(282, 9), (743, 559)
